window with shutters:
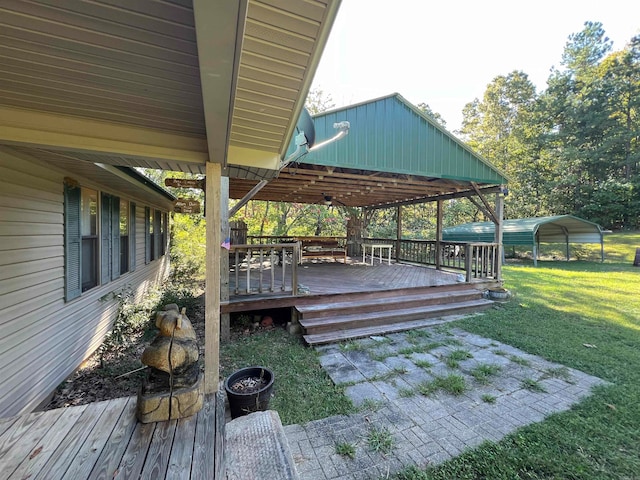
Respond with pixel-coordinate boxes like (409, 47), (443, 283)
(81, 188), (98, 292)
(120, 199), (129, 274)
(64, 184), (147, 302)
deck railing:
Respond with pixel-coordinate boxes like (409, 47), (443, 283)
(247, 235), (347, 247)
(364, 237), (499, 281)
(237, 236), (498, 285)
(246, 235), (297, 245)
(230, 243), (299, 295)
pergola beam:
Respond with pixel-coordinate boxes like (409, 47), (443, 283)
(367, 185), (503, 210)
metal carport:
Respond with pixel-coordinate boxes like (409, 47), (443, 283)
(443, 215), (605, 266)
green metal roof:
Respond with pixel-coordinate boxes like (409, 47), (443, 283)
(443, 215), (604, 246)
(302, 93), (507, 185)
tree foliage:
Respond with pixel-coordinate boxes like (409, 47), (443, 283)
(460, 22), (640, 229)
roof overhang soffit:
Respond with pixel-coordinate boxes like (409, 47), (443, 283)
(194, 0), (342, 174)
(192, 0), (246, 167)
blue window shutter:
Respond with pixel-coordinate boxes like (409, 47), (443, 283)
(161, 212), (168, 256)
(111, 195), (120, 281)
(145, 206), (151, 264)
(154, 210), (161, 259)
(64, 183), (82, 301)
(101, 193), (111, 284)
(130, 202), (136, 271)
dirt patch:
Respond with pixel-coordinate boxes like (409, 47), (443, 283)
(42, 298), (281, 410)
(44, 301), (207, 410)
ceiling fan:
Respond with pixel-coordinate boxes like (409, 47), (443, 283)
(322, 193), (346, 206)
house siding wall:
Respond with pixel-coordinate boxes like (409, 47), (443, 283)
(0, 152), (170, 418)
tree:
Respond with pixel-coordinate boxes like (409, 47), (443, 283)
(542, 22), (640, 228)
(305, 87), (335, 114)
(459, 71), (545, 218)
(416, 103), (447, 128)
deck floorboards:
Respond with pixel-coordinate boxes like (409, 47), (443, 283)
(0, 395), (223, 480)
(229, 259), (461, 301)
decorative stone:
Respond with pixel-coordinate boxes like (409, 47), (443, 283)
(136, 304), (204, 423)
(137, 372), (204, 423)
(155, 304), (197, 340)
(141, 336), (199, 373)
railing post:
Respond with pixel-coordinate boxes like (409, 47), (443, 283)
(246, 248), (251, 294)
(464, 243), (473, 283)
(292, 243), (299, 296)
(234, 250), (240, 295)
(258, 249), (264, 293)
(435, 200), (443, 270)
(270, 248), (276, 292)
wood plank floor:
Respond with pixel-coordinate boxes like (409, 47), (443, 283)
(0, 394), (224, 480)
(229, 258), (461, 299)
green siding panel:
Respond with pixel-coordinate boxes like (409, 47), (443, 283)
(301, 94), (507, 184)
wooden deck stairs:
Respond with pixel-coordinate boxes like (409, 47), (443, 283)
(297, 284), (493, 345)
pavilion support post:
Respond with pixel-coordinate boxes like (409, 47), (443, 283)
(395, 205), (402, 262)
(205, 162), (221, 394)
(494, 192), (504, 281)
(220, 176), (230, 343)
(435, 200), (443, 270)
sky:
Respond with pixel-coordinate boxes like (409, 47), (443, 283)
(311, 0), (640, 131)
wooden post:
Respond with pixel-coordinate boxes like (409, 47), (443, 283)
(494, 192), (504, 281)
(435, 200), (443, 270)
(205, 162), (221, 394)
(395, 205), (402, 262)
(220, 176), (230, 342)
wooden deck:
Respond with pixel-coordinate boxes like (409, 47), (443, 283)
(226, 259), (467, 312)
(0, 393), (225, 480)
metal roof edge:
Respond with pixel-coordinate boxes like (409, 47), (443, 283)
(393, 93), (510, 184)
(313, 93), (509, 184)
(114, 166), (177, 201)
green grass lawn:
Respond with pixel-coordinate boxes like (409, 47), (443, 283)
(219, 329), (354, 425)
(394, 232), (640, 479)
(219, 232), (640, 478)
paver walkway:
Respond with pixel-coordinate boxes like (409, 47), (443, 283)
(283, 326), (608, 480)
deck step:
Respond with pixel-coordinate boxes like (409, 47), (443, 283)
(225, 410), (299, 480)
(304, 315), (473, 345)
(299, 299), (494, 335)
(296, 288), (483, 319)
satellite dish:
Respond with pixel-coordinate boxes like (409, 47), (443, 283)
(295, 107), (315, 148)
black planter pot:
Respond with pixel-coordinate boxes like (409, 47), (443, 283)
(224, 366), (274, 419)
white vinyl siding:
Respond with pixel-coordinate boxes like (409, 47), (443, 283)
(0, 150), (170, 418)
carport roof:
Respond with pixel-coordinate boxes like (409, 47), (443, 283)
(443, 215), (605, 246)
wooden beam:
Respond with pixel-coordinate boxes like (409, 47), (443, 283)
(470, 182), (498, 224)
(494, 191), (504, 281)
(468, 196), (495, 222)
(368, 186), (503, 209)
(396, 205), (402, 262)
(0, 106), (208, 164)
(436, 200), (443, 270)
(205, 162), (222, 393)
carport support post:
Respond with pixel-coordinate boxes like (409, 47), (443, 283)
(435, 200), (443, 270)
(395, 205), (402, 262)
(494, 192), (504, 281)
(205, 162), (221, 394)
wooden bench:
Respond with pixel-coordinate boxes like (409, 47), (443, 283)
(297, 236), (347, 263)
